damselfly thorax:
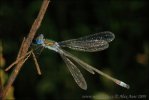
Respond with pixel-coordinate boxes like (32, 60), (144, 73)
(44, 39), (60, 52)
(44, 39), (55, 46)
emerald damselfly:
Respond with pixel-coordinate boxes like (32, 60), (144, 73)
(34, 31), (129, 90)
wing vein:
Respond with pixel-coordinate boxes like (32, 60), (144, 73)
(60, 52), (87, 90)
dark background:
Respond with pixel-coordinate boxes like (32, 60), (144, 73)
(0, 0), (148, 100)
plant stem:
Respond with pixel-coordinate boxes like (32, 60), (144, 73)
(2, 0), (50, 99)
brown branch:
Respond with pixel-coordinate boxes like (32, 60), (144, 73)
(32, 51), (42, 75)
(2, 0), (50, 99)
(17, 37), (26, 59)
(5, 50), (32, 71)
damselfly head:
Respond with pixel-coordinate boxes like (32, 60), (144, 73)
(35, 34), (44, 45)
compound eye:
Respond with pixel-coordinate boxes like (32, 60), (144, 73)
(35, 34), (44, 44)
(36, 39), (44, 44)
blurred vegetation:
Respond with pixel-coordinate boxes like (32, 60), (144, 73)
(0, 0), (148, 100)
(0, 41), (14, 99)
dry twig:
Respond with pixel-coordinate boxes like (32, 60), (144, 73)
(32, 51), (42, 75)
(5, 50), (32, 71)
(2, 0), (50, 99)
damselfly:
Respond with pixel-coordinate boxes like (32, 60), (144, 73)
(34, 31), (129, 90)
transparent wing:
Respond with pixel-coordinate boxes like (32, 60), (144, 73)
(74, 31), (115, 42)
(60, 40), (109, 52)
(60, 53), (87, 90)
(58, 31), (115, 52)
(59, 49), (130, 89)
(61, 49), (95, 74)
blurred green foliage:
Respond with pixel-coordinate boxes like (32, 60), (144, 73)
(0, 0), (148, 100)
(0, 41), (15, 99)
